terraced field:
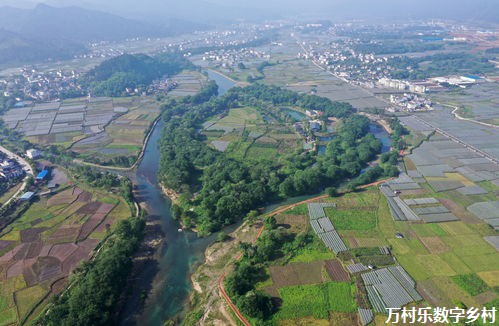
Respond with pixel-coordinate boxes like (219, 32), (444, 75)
(0, 185), (131, 325)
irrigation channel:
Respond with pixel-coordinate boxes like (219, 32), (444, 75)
(119, 70), (391, 325)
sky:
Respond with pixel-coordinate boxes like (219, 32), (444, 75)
(0, 0), (498, 24)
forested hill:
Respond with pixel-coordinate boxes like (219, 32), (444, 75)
(83, 53), (194, 97)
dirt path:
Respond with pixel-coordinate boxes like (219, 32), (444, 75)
(445, 103), (499, 129)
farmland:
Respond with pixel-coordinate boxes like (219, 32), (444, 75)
(274, 282), (357, 320)
(1, 71), (206, 167)
(200, 105), (303, 161)
(219, 178), (498, 325)
(0, 183), (131, 325)
(71, 97), (161, 164)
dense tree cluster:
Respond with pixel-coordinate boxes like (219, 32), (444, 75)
(351, 41), (444, 55)
(159, 84), (396, 234)
(389, 52), (496, 80)
(35, 217), (145, 326)
(82, 53), (194, 97)
(389, 117), (409, 151)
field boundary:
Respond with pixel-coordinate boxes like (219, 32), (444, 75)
(73, 115), (161, 172)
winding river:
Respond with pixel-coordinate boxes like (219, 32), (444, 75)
(120, 70), (236, 325)
(120, 71), (391, 325)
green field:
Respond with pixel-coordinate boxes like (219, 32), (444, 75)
(203, 105), (302, 162)
(274, 282), (357, 320)
(327, 209), (377, 231)
(452, 273), (490, 296)
(289, 234), (335, 263)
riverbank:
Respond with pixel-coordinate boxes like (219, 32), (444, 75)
(185, 220), (262, 326)
(188, 176), (396, 325)
(206, 68), (250, 88)
(359, 112), (393, 134)
(159, 184), (181, 203)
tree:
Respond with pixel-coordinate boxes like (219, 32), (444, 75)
(216, 231), (229, 242)
(237, 291), (274, 320)
(264, 216), (277, 230)
(326, 187), (338, 197)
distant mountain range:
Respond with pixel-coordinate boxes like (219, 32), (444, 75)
(0, 3), (204, 66)
(0, 28), (84, 64)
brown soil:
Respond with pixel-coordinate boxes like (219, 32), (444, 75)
(76, 202), (102, 215)
(269, 261), (324, 288)
(48, 243), (78, 262)
(20, 228), (47, 243)
(440, 198), (482, 223)
(34, 256), (62, 282)
(78, 214), (107, 241)
(324, 259), (351, 282)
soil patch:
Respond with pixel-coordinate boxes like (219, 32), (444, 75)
(325, 259), (350, 282)
(20, 228), (47, 243)
(269, 261), (324, 288)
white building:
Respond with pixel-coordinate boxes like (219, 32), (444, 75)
(26, 149), (42, 159)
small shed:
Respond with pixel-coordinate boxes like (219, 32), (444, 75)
(19, 192), (35, 201)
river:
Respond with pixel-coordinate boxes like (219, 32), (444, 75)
(120, 70), (390, 325)
(120, 70), (235, 326)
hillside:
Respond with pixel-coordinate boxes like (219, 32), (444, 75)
(84, 53), (194, 96)
(0, 4), (170, 43)
(0, 29), (84, 65)
(0, 4), (194, 66)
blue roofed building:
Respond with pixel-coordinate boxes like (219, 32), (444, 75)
(36, 170), (49, 181)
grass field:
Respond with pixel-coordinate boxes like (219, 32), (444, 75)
(274, 282), (357, 320)
(289, 235), (335, 263)
(0, 183), (23, 206)
(15, 285), (46, 318)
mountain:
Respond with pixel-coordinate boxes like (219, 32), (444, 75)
(0, 28), (84, 66)
(0, 4), (175, 43)
(204, 0), (499, 23)
(0, 3), (205, 66)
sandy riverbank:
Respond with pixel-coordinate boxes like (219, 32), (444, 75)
(359, 112), (393, 134)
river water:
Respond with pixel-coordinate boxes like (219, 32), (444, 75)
(121, 71), (390, 325)
(120, 70), (235, 326)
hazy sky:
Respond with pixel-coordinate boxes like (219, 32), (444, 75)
(0, 0), (498, 24)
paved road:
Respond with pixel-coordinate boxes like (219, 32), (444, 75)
(0, 145), (33, 175)
(411, 115), (499, 166)
(0, 145), (34, 208)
